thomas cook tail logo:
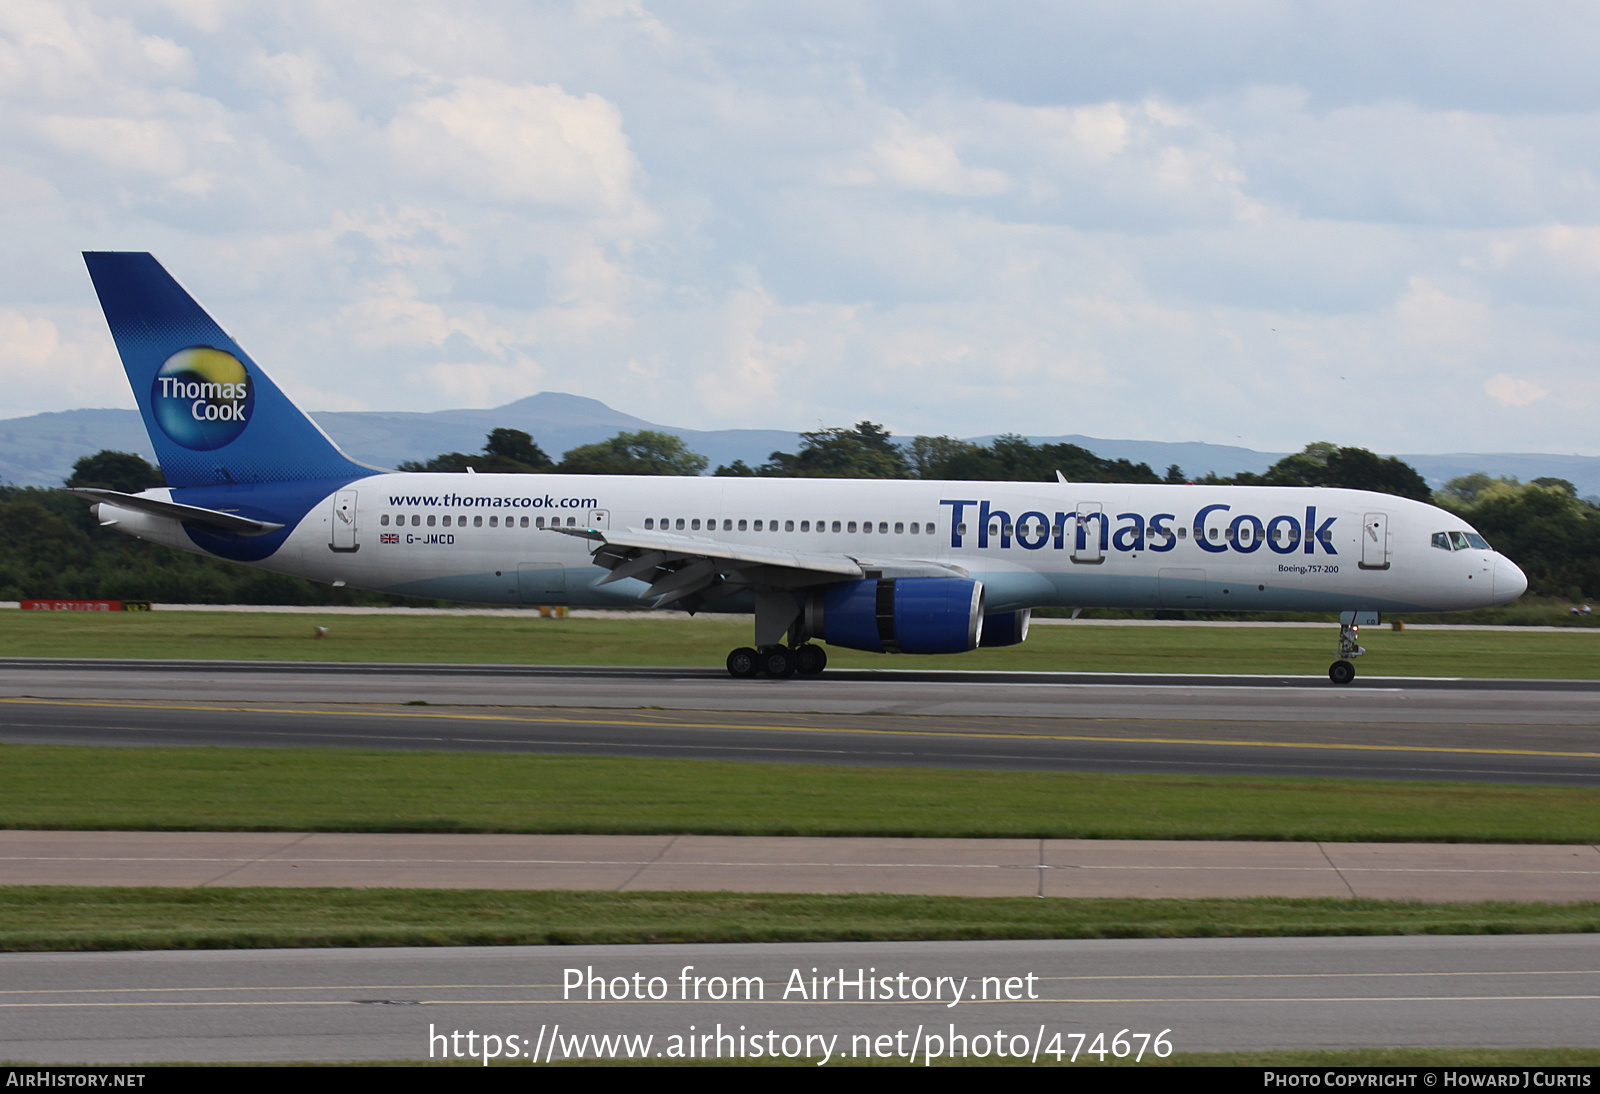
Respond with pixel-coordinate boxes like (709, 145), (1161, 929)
(151, 347), (254, 450)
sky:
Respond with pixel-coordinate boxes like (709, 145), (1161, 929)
(2, 0), (1598, 455)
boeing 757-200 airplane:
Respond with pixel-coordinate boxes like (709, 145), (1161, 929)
(73, 252), (1528, 683)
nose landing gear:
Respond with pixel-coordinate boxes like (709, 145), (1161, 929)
(1329, 622), (1365, 685)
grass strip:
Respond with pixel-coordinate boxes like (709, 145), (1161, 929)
(5, 745), (1600, 841)
(3, 888), (1598, 952)
(3, 610), (1599, 677)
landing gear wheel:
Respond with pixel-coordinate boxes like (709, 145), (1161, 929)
(760, 645), (797, 678)
(1329, 659), (1356, 685)
(795, 644), (827, 676)
(727, 647), (760, 678)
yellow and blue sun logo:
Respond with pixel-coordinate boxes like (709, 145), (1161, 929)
(150, 347), (254, 450)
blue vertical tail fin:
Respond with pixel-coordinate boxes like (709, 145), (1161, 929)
(83, 252), (373, 488)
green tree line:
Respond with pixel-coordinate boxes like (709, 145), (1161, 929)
(397, 428), (708, 476)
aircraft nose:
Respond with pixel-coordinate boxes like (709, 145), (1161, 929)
(1493, 556), (1528, 603)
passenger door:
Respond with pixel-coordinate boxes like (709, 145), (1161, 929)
(330, 490), (358, 552)
(1072, 503), (1105, 564)
(1360, 511), (1390, 570)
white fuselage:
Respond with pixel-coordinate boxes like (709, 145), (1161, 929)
(100, 474), (1527, 616)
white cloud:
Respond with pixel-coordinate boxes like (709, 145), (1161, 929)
(0, 307), (126, 415)
(861, 119), (1010, 196)
(1484, 373), (1550, 407)
(34, 114), (191, 176)
(0, 2), (1598, 458)
(386, 78), (650, 223)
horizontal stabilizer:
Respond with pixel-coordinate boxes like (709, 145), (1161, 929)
(66, 488), (285, 537)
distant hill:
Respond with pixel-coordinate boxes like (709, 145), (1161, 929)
(3, 392), (1598, 497)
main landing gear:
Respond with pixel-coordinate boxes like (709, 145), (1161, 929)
(1329, 622), (1366, 685)
(726, 644), (827, 679)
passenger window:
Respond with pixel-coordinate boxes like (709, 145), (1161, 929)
(535, 516), (543, 528)
(1432, 532), (1450, 550)
(957, 523), (967, 536)
(832, 521), (841, 533)
(862, 521), (872, 534)
(771, 520), (779, 531)
(879, 522), (888, 534)
(380, 514), (390, 526)
(692, 519), (701, 530)
(427, 515), (436, 527)
(675, 518), (685, 530)
(738, 519), (748, 531)
(848, 522), (857, 533)
(520, 516), (529, 528)
(895, 522), (904, 534)
(442, 516), (452, 527)
(1177, 527), (1186, 539)
(801, 521), (810, 532)
(566, 517), (576, 526)
(645, 518), (654, 530)
(909, 522), (918, 534)
(785, 520), (794, 531)
(475, 516), (483, 527)
(1209, 528), (1219, 540)
(926, 523), (935, 536)
(411, 515), (420, 526)
(489, 516), (498, 527)
(989, 524), (999, 535)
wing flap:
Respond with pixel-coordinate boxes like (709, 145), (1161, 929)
(550, 526), (866, 578)
(548, 525), (865, 609)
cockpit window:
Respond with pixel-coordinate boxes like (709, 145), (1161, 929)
(1434, 530), (1493, 551)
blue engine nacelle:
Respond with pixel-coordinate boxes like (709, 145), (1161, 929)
(804, 576), (985, 654)
(979, 608), (1030, 647)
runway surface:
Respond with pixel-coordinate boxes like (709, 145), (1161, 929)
(3, 659), (1599, 783)
(4, 936), (1597, 1063)
(5, 831), (1599, 901)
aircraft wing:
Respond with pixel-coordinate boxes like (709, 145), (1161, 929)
(66, 488), (286, 537)
(549, 525), (963, 609)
